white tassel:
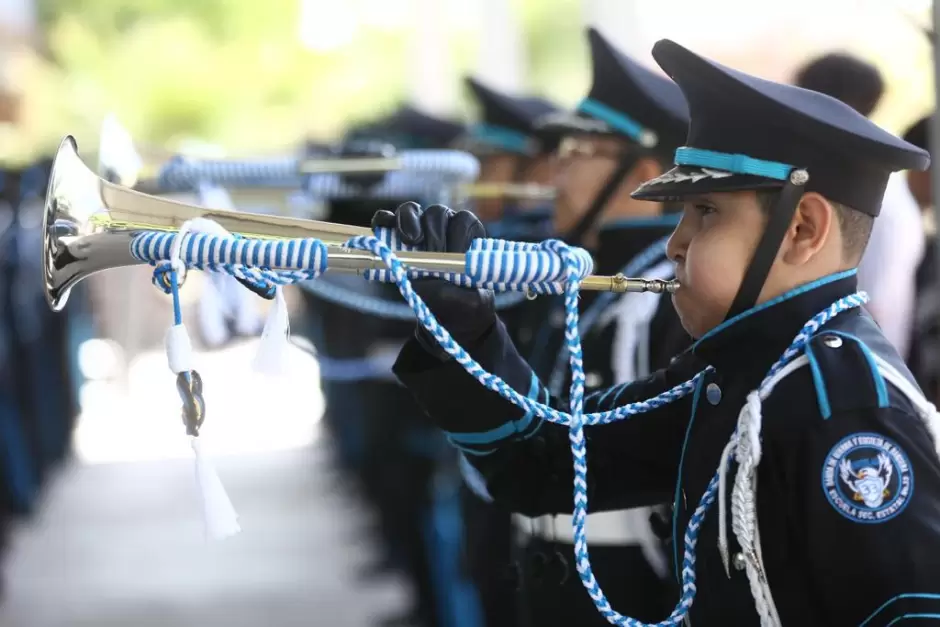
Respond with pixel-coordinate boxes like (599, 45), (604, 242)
(252, 286), (290, 376)
(165, 323), (195, 374)
(161, 219), (241, 542)
(197, 276), (232, 349)
(191, 437), (241, 541)
(224, 274), (264, 336)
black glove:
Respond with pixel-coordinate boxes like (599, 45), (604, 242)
(371, 202), (496, 360)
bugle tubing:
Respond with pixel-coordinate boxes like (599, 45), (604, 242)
(43, 136), (677, 311)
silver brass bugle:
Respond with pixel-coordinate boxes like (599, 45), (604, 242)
(42, 136), (679, 312)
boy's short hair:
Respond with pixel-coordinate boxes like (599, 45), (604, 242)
(794, 53), (885, 118)
(757, 190), (873, 262)
(903, 116), (930, 152)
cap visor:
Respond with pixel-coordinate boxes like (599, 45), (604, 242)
(631, 165), (784, 201)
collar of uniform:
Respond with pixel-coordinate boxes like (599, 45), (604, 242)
(594, 214), (679, 275)
(691, 269), (859, 376)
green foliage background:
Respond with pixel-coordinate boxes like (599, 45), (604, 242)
(3, 0), (931, 164)
(15, 0), (588, 162)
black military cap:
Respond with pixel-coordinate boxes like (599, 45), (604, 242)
(535, 28), (689, 156)
(345, 105), (465, 150)
(631, 40), (931, 216)
(462, 77), (561, 155)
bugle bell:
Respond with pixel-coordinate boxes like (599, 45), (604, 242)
(42, 136), (677, 312)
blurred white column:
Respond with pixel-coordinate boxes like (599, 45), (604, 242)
(0, 0), (36, 40)
(474, 0), (526, 93)
(0, 0), (37, 123)
(406, 0), (457, 115)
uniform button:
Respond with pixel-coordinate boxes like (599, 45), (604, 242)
(550, 310), (565, 327)
(527, 551), (551, 588)
(822, 335), (843, 349)
(706, 382), (722, 405)
(585, 372), (603, 388)
(549, 550), (570, 586)
(732, 552), (747, 571)
(649, 511), (671, 540)
(518, 328), (532, 343)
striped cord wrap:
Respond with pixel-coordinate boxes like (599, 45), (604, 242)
(133, 230), (330, 291)
(133, 229), (595, 296)
(356, 233), (594, 296)
(154, 150), (480, 202)
(157, 155), (303, 192)
(302, 150), (479, 203)
(132, 217), (868, 626)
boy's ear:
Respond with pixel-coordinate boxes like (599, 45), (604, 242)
(782, 191), (833, 265)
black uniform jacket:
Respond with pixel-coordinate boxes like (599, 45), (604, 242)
(393, 271), (940, 626)
(555, 220), (689, 395)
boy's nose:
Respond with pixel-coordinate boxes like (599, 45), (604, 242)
(665, 214), (689, 263)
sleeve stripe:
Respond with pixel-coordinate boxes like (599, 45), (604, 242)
(885, 614), (940, 626)
(592, 381), (629, 408)
(860, 594), (940, 627)
(444, 373), (546, 450)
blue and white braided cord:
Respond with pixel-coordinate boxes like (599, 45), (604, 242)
(134, 231), (330, 290)
(133, 229), (595, 297)
(548, 235), (671, 396)
(136, 223), (865, 626)
(299, 276), (527, 320)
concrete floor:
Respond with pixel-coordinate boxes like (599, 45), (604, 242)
(0, 340), (408, 627)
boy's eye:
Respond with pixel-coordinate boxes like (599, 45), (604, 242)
(694, 204), (716, 216)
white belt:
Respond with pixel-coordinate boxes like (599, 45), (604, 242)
(513, 508), (670, 578)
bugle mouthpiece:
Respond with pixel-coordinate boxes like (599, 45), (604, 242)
(580, 274), (679, 294)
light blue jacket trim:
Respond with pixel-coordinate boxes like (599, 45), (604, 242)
(672, 377), (705, 582)
(886, 614), (940, 626)
(695, 269), (857, 346)
(445, 373), (545, 448)
(859, 593), (940, 626)
(804, 341), (833, 419)
(824, 330), (890, 409)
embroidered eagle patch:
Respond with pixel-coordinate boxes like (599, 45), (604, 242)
(821, 432), (913, 523)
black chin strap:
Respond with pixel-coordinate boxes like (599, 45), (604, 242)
(725, 171), (809, 319)
(563, 151), (640, 245)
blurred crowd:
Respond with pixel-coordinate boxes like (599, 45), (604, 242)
(0, 9), (938, 627)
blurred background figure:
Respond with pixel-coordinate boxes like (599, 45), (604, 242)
(0, 0), (937, 626)
(794, 51), (926, 366)
(794, 52), (886, 117)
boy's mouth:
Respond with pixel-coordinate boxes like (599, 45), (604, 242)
(674, 266), (687, 288)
